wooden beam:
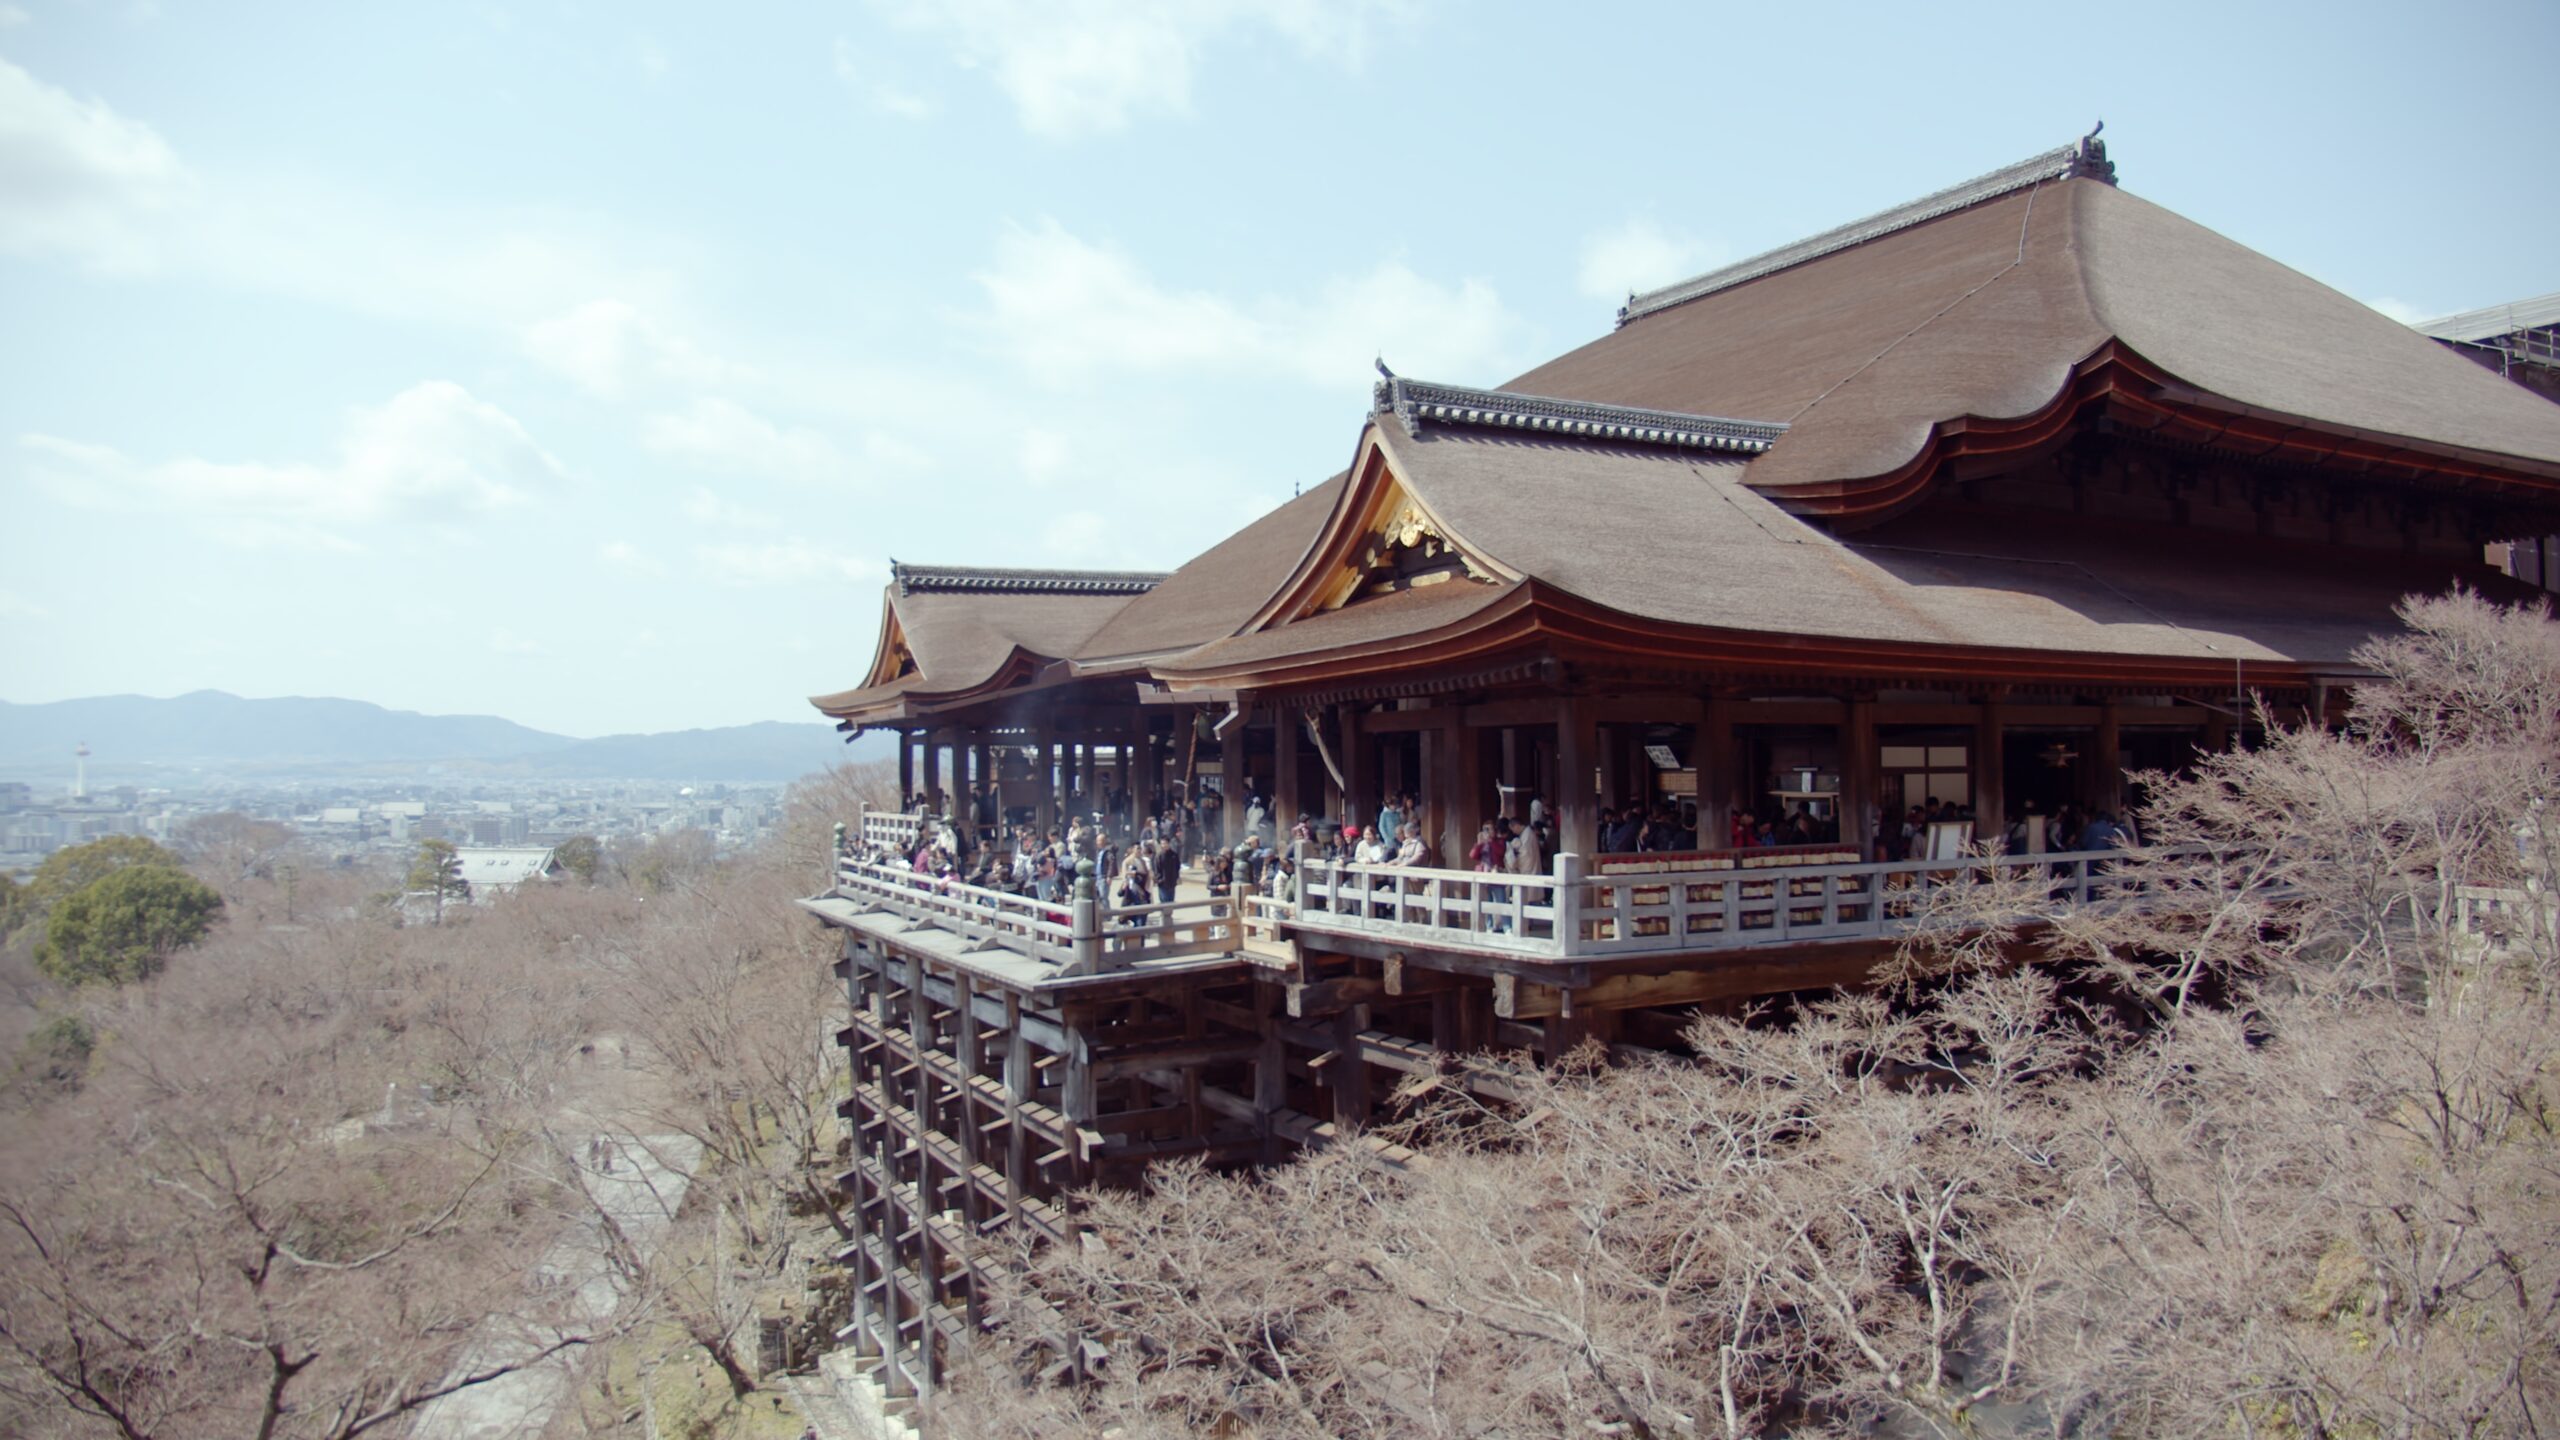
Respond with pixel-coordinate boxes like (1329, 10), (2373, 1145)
(1286, 975), (1387, 1018)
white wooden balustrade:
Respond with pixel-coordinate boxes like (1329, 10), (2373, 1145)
(826, 836), (2204, 974)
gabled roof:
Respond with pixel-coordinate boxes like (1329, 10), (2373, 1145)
(454, 846), (559, 889)
(813, 566), (1167, 724)
(1510, 141), (2560, 520)
(1619, 131), (2117, 324)
(1154, 414), (2537, 688)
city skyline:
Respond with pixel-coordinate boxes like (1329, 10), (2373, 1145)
(6, 0), (2556, 735)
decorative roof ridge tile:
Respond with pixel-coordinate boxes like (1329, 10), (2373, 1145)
(891, 563), (1171, 596)
(1618, 129), (2117, 327)
(1372, 376), (1788, 455)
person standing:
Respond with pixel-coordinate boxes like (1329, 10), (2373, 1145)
(1152, 837), (1182, 905)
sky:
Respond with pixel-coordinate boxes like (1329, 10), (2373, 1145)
(4, 0), (2555, 737)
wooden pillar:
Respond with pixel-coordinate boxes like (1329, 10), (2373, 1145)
(950, 974), (983, 1331)
(1439, 712), (1482, 860)
(1319, 705), (1344, 818)
(1130, 711), (1152, 818)
(1034, 720), (1056, 835)
(897, 730), (915, 809)
(1219, 708), (1248, 848)
(1975, 693), (2007, 849)
(1596, 723), (1622, 813)
(1060, 1012), (1097, 1189)
(1342, 704), (1371, 831)
(1254, 981), (1286, 1164)
(1698, 694), (1734, 847)
(1498, 728), (1520, 819)
(1555, 698), (1597, 860)
(1272, 703), (1300, 827)
(1113, 714), (1133, 819)
(2095, 703), (2124, 817)
(1842, 695), (1877, 860)
(1331, 1004), (1373, 1129)
(924, 731), (948, 817)
(1001, 994), (1028, 1229)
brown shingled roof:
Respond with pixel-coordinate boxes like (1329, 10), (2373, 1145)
(1381, 419), (2524, 669)
(1157, 418), (2533, 685)
(1073, 475), (1349, 669)
(1509, 174), (2560, 508)
(811, 573), (1154, 722)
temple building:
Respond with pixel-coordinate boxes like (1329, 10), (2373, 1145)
(796, 133), (2560, 1404)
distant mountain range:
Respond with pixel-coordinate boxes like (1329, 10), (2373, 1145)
(0, 691), (890, 783)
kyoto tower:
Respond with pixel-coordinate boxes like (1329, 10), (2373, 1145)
(73, 742), (88, 801)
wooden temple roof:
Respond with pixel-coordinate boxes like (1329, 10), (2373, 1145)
(1510, 144), (2560, 521)
(1069, 476), (1348, 673)
(810, 565), (1167, 724)
(1146, 415), (2537, 691)
(813, 135), (2560, 726)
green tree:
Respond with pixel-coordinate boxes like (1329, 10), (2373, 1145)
(405, 838), (470, 898)
(554, 833), (602, 884)
(35, 865), (224, 986)
(26, 834), (187, 912)
(405, 837), (469, 925)
(0, 872), (25, 940)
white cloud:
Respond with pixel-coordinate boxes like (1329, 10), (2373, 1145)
(523, 298), (738, 399)
(642, 397), (850, 487)
(833, 35), (937, 119)
(1576, 217), (1719, 305)
(490, 629), (543, 655)
(0, 55), (690, 340)
(1018, 428), (1070, 486)
(678, 485), (778, 529)
(974, 218), (1517, 388)
(695, 539), (879, 588)
(21, 381), (563, 547)
(1041, 508), (1112, 562)
(2364, 295), (2431, 326)
(0, 6), (32, 29)
(599, 539), (666, 576)
(882, 0), (1410, 139)
(0, 52), (190, 269)
(0, 589), (49, 619)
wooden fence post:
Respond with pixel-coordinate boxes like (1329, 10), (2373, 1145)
(1070, 859), (1101, 973)
(1553, 852), (1587, 957)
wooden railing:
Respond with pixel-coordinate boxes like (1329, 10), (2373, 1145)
(859, 807), (928, 855)
(831, 857), (1079, 968)
(2455, 884), (2555, 955)
(1283, 849), (2174, 959)
(1097, 891), (1242, 966)
(1293, 859), (1568, 954)
(830, 851), (1246, 976)
(827, 834), (2202, 972)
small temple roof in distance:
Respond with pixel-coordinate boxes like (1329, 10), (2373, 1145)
(1509, 136), (2560, 510)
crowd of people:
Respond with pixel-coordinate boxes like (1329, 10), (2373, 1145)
(857, 780), (1588, 916)
(855, 779), (2141, 921)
